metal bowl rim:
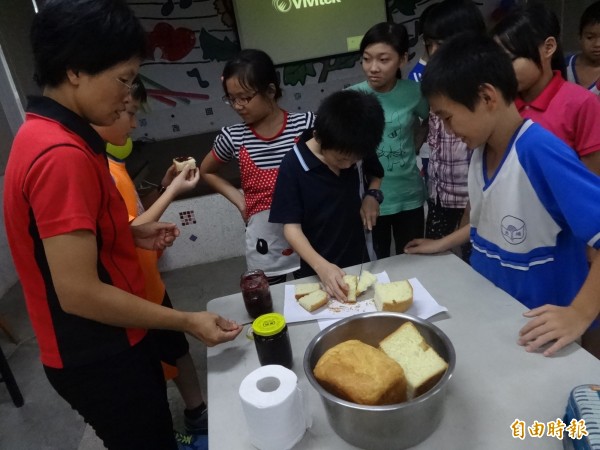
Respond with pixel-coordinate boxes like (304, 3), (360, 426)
(303, 311), (456, 410)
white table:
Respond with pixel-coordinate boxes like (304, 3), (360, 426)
(207, 253), (600, 449)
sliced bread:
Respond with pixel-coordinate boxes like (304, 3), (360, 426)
(379, 322), (448, 399)
(374, 280), (413, 312)
(298, 289), (328, 312)
(294, 282), (321, 300)
(343, 275), (358, 303)
(314, 339), (407, 405)
(356, 270), (377, 296)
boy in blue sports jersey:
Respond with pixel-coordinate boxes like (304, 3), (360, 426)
(405, 32), (600, 358)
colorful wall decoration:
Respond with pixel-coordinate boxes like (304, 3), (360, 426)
(129, 0), (504, 142)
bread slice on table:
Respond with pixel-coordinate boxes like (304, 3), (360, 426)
(342, 275), (358, 303)
(298, 289), (328, 312)
(374, 280), (413, 312)
(356, 270), (377, 296)
(314, 339), (407, 405)
(379, 322), (448, 400)
(294, 282), (321, 300)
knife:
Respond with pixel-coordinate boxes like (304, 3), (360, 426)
(358, 230), (370, 281)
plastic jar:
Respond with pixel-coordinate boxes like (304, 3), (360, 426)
(240, 269), (273, 319)
(252, 313), (293, 369)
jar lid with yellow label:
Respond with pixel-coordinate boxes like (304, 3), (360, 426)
(252, 312), (286, 337)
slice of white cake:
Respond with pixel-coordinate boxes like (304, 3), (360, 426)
(342, 275), (358, 303)
(294, 282), (321, 300)
(298, 289), (328, 312)
(356, 270), (377, 296)
(373, 280), (413, 312)
(379, 322), (448, 400)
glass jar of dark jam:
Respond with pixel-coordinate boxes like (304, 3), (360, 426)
(240, 269), (273, 319)
(252, 313), (293, 369)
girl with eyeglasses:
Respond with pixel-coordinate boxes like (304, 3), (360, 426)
(199, 49), (315, 284)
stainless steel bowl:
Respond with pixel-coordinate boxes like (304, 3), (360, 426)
(304, 312), (455, 450)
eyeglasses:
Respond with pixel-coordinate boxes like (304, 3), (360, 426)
(221, 92), (258, 107)
(115, 78), (140, 93)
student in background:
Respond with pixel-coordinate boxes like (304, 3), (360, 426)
(269, 91), (385, 301)
(93, 78), (210, 439)
(420, 0), (485, 257)
(405, 32), (600, 358)
(408, 3), (436, 184)
(349, 22), (429, 259)
(492, 2), (600, 175)
(199, 49), (315, 284)
(566, 1), (600, 96)
(3, 1), (241, 448)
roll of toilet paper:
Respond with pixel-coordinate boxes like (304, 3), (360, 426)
(239, 364), (308, 450)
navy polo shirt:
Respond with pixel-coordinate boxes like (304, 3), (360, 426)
(269, 130), (384, 277)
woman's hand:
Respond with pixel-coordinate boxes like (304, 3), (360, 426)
(184, 312), (243, 347)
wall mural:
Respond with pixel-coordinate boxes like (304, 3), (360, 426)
(129, 0), (506, 142)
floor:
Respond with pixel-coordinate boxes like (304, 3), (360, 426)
(0, 255), (247, 450)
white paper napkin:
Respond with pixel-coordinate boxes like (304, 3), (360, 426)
(283, 272), (447, 329)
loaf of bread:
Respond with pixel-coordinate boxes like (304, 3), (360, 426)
(173, 156), (196, 172)
(374, 280), (413, 312)
(356, 270), (377, 295)
(294, 282), (321, 300)
(314, 340), (407, 405)
(379, 322), (448, 399)
(298, 289), (328, 312)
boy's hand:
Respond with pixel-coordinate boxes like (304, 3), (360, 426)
(131, 221), (180, 250)
(404, 238), (444, 254)
(518, 304), (590, 356)
(161, 164), (178, 188)
(360, 196), (380, 230)
(168, 165), (200, 196)
(315, 262), (347, 302)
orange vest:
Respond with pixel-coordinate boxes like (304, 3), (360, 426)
(108, 157), (178, 379)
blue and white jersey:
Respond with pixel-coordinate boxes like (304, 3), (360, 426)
(468, 120), (600, 309)
(566, 54), (600, 95)
(408, 58), (427, 82)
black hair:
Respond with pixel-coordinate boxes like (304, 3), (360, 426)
(221, 49), (282, 100)
(359, 22), (409, 79)
(415, 3), (437, 37)
(314, 90), (384, 158)
(580, 1), (600, 36)
(491, 2), (567, 78)
(421, 32), (518, 111)
(31, 0), (147, 88)
(423, 0), (486, 41)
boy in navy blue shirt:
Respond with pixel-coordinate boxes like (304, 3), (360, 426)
(270, 90), (385, 301)
(405, 33), (600, 357)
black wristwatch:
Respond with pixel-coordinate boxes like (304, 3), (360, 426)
(364, 189), (384, 204)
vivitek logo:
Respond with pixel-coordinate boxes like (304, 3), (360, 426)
(272, 0), (341, 13)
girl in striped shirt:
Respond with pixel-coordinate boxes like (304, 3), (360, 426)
(199, 49), (315, 283)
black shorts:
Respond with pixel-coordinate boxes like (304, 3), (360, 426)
(44, 338), (177, 450)
(146, 291), (190, 366)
